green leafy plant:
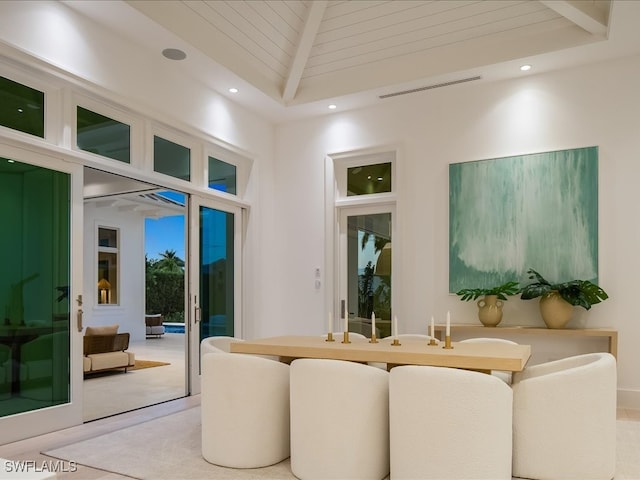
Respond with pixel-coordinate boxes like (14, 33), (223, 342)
(520, 268), (608, 310)
(455, 281), (520, 302)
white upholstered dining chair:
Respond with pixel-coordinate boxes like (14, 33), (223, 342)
(512, 352), (617, 480)
(290, 358), (390, 480)
(201, 352), (290, 468)
(369, 334), (439, 369)
(200, 335), (244, 357)
(459, 337), (518, 383)
(389, 365), (513, 479)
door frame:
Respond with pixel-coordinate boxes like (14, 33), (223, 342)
(188, 194), (243, 395)
(0, 141), (84, 442)
(337, 204), (396, 328)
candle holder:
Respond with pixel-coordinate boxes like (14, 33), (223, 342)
(342, 332), (351, 344)
(428, 338), (438, 346)
(391, 338), (401, 346)
(369, 333), (378, 344)
(442, 335), (453, 349)
(326, 332), (335, 342)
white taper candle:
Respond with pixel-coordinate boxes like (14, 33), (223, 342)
(446, 311), (451, 337)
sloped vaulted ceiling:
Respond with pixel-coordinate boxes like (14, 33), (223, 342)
(127, 0), (612, 106)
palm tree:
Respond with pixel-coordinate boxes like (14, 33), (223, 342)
(156, 249), (185, 273)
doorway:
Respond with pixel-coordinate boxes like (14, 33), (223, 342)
(82, 167), (187, 421)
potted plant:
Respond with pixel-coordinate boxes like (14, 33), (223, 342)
(455, 281), (520, 327)
(520, 269), (608, 328)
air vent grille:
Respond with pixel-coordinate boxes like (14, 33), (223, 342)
(379, 76), (482, 99)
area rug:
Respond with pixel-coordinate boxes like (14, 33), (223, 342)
(43, 407), (296, 479)
(129, 359), (171, 371)
(42, 407), (640, 480)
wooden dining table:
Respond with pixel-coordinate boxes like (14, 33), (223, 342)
(229, 335), (531, 372)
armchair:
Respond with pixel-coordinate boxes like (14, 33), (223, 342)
(145, 314), (165, 338)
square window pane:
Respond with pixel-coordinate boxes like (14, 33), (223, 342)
(208, 156), (236, 194)
(98, 227), (117, 248)
(0, 76), (44, 138)
(77, 106), (131, 163)
(347, 162), (392, 196)
(154, 136), (190, 181)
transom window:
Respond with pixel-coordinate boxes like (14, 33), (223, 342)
(0, 76), (45, 138)
(208, 156), (237, 195)
(77, 106), (131, 164)
(347, 162), (392, 196)
(154, 135), (190, 181)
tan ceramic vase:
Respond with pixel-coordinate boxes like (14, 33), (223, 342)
(539, 290), (574, 328)
(477, 294), (503, 327)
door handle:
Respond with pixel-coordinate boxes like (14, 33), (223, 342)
(76, 295), (83, 332)
(194, 295), (201, 323)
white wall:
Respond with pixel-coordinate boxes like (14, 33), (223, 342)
(273, 55), (640, 408)
(83, 203), (146, 341)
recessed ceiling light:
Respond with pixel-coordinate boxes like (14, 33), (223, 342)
(377, 177), (383, 181)
(229, 88), (238, 93)
(162, 48), (187, 61)
(520, 64), (532, 71)
(328, 104), (337, 110)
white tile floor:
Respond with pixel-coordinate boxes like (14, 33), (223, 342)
(83, 332), (187, 421)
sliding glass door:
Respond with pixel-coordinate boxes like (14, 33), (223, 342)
(0, 145), (83, 442)
(188, 196), (241, 394)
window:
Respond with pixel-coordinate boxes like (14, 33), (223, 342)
(0, 76), (45, 138)
(208, 156), (237, 194)
(347, 162), (392, 196)
(154, 135), (190, 181)
(77, 106), (131, 163)
(97, 227), (119, 305)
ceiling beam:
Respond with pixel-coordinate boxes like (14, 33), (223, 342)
(540, 0), (608, 36)
(282, 0), (327, 103)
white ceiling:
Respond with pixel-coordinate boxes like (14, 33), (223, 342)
(64, 0), (640, 123)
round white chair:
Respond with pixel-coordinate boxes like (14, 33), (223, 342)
(512, 352), (617, 480)
(201, 352), (290, 468)
(200, 335), (244, 357)
(459, 337), (518, 383)
(389, 365), (513, 479)
(290, 358), (390, 480)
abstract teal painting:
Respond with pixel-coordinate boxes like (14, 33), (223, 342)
(449, 146), (598, 292)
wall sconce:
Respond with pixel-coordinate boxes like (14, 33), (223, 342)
(97, 278), (111, 304)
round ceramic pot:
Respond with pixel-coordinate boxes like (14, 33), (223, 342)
(539, 290), (574, 328)
(477, 294), (503, 327)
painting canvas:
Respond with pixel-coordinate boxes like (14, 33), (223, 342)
(449, 146), (598, 292)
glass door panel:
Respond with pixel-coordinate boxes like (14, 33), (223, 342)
(339, 208), (393, 338)
(189, 196), (241, 394)
(198, 206), (235, 339)
(0, 149), (83, 442)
